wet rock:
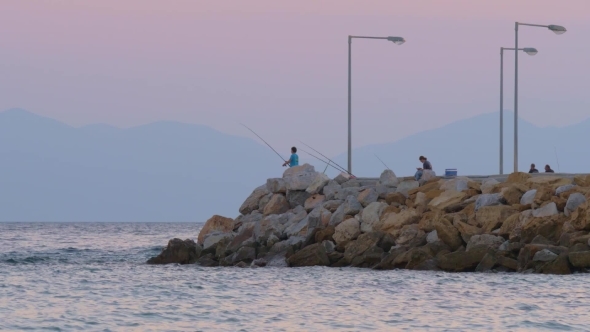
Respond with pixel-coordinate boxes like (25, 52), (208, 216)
(203, 231), (234, 251)
(147, 238), (201, 265)
(532, 202), (559, 218)
(358, 188), (378, 207)
(437, 245), (489, 272)
(475, 194), (501, 211)
(286, 190), (312, 209)
(306, 173), (330, 195)
(568, 251), (590, 268)
(373, 246), (409, 270)
(333, 218), (361, 247)
(196, 253), (218, 267)
(565, 193), (586, 217)
(435, 219), (463, 251)
(350, 246), (385, 268)
(266, 178), (287, 194)
(531, 235), (554, 245)
(263, 194), (290, 216)
(322, 240), (336, 254)
(466, 234), (505, 252)
(226, 222), (255, 253)
(359, 202), (386, 232)
(396, 224), (426, 247)
(378, 169), (399, 187)
(198, 215), (234, 244)
(533, 249), (558, 262)
(315, 225), (336, 243)
(537, 253), (571, 275)
(453, 220), (484, 244)
(287, 243), (330, 267)
(239, 185), (269, 215)
(343, 232), (384, 263)
(304, 194), (325, 212)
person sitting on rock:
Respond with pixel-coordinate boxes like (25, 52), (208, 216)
(415, 156), (432, 181)
(282, 146), (299, 167)
(529, 163), (539, 173)
(545, 164), (555, 173)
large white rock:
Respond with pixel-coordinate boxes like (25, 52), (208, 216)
(533, 249), (558, 262)
(333, 218), (361, 246)
(360, 202), (388, 233)
(555, 184), (576, 196)
(426, 230), (439, 244)
(475, 193), (501, 211)
(440, 177), (470, 192)
(565, 193), (587, 217)
(520, 190), (537, 205)
(203, 231), (234, 250)
(421, 169), (437, 182)
(378, 169), (399, 187)
(396, 180), (420, 197)
(306, 173), (330, 195)
(283, 164), (319, 191)
(481, 178), (500, 194)
(532, 202), (559, 218)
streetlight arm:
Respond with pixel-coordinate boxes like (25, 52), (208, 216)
(349, 36), (389, 40)
(517, 22), (549, 28)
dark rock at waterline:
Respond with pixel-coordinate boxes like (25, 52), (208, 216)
(147, 238), (202, 265)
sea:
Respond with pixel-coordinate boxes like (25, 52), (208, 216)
(1, 222), (589, 331)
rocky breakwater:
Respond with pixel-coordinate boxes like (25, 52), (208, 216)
(148, 164), (590, 274)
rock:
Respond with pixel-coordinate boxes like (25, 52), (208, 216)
(533, 249), (558, 262)
(266, 178), (287, 194)
(421, 169), (437, 182)
(358, 188), (378, 207)
(556, 184), (576, 196)
(498, 212), (522, 238)
(521, 215), (565, 244)
(343, 232), (384, 263)
(385, 192), (407, 205)
(435, 219), (463, 251)
(396, 180), (420, 197)
(428, 190), (467, 211)
(571, 202), (590, 231)
(500, 186), (525, 205)
(378, 169), (399, 187)
(507, 172), (533, 184)
(350, 246), (385, 268)
(283, 164), (318, 191)
(322, 181), (342, 200)
(263, 194), (290, 216)
(203, 231), (234, 251)
(341, 179), (361, 188)
(466, 234), (505, 251)
(426, 230), (439, 243)
(568, 251), (590, 268)
(230, 246), (256, 265)
(360, 202), (388, 233)
(239, 185), (269, 215)
(226, 222), (255, 253)
(315, 225), (335, 243)
(380, 209), (421, 234)
(341, 195), (363, 215)
(322, 240), (336, 254)
(531, 235), (554, 245)
(334, 172), (351, 184)
(499, 240), (510, 251)
(532, 202), (559, 218)
(147, 238), (201, 265)
(323, 200), (343, 212)
(565, 193), (586, 217)
(437, 245), (489, 272)
(440, 177), (469, 192)
(284, 216), (309, 238)
(196, 253), (218, 267)
(520, 189), (537, 205)
(475, 193), (501, 211)
(414, 192), (428, 207)
(528, 176), (572, 188)
(258, 193), (273, 212)
(533, 187), (554, 207)
(287, 243), (330, 267)
(333, 218), (361, 247)
(476, 205), (518, 232)
(334, 187), (361, 201)
(481, 178), (500, 194)
(305, 173), (330, 195)
(551, 196), (567, 212)
(453, 220), (484, 244)
(307, 206), (331, 229)
(198, 215), (234, 244)
(286, 190), (311, 209)
(304, 194), (325, 212)
(396, 224), (427, 247)
(574, 174), (590, 187)
(417, 211), (442, 233)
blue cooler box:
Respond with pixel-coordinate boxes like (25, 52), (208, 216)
(445, 169), (458, 177)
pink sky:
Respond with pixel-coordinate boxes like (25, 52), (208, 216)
(1, 0), (589, 155)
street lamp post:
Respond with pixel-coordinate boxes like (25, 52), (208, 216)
(513, 22), (566, 173)
(347, 35), (405, 175)
(500, 47), (538, 175)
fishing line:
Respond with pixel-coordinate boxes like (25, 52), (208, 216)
(374, 153), (392, 171)
(239, 123), (286, 164)
(298, 140), (352, 176)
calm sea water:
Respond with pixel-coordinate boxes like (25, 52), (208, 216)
(1, 222), (589, 331)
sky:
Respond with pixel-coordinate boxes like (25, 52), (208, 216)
(1, 0), (589, 156)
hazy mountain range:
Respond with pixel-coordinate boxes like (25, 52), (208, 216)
(1, 108), (588, 221)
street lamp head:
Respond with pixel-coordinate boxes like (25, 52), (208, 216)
(548, 25), (567, 35)
(386, 36), (405, 45)
(523, 48), (538, 56)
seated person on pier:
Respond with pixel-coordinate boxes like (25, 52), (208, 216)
(415, 156), (432, 181)
(529, 163), (539, 174)
(545, 164), (555, 173)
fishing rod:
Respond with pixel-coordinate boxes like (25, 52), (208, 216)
(299, 148), (344, 174)
(374, 153), (392, 171)
(239, 123), (288, 165)
(554, 146), (561, 172)
(298, 140), (353, 177)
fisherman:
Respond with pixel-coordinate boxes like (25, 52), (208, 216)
(545, 164), (555, 173)
(529, 163), (539, 173)
(282, 147), (299, 167)
(415, 156), (432, 181)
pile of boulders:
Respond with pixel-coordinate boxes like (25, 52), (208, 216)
(147, 164), (590, 274)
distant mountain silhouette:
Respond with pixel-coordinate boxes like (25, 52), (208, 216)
(330, 111), (590, 178)
(0, 108), (283, 222)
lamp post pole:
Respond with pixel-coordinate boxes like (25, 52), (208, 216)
(347, 35), (405, 175)
(513, 22), (566, 173)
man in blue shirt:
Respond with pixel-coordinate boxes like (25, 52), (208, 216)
(282, 147), (299, 167)
(415, 155), (433, 181)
